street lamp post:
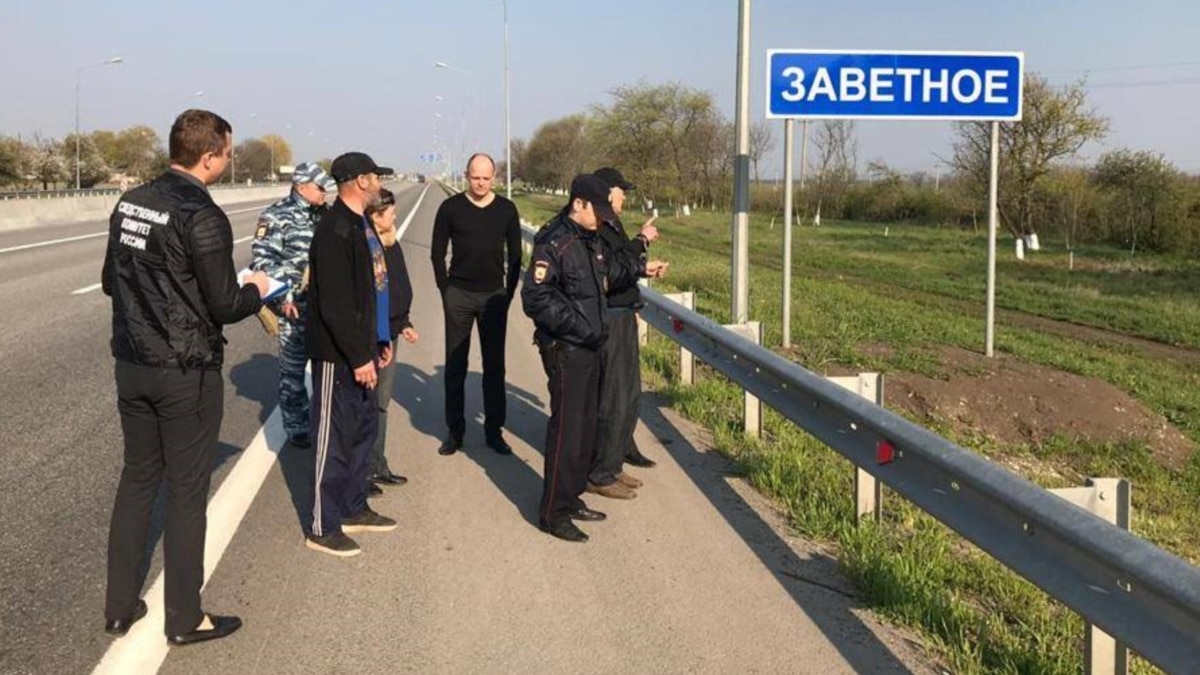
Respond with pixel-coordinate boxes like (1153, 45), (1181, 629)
(75, 56), (123, 190)
(503, 0), (512, 200)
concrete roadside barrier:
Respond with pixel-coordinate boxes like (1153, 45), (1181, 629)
(0, 186), (287, 233)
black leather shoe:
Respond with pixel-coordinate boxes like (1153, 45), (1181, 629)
(367, 482), (383, 497)
(166, 614), (242, 646)
(371, 472), (408, 486)
(569, 507), (607, 522)
(625, 449), (657, 468)
(485, 434), (513, 455)
(539, 520), (589, 542)
(438, 436), (463, 456)
(289, 433), (312, 449)
(104, 600), (147, 637)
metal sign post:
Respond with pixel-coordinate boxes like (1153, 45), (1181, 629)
(730, 0), (752, 325)
(985, 121), (1000, 357)
(782, 119), (795, 349)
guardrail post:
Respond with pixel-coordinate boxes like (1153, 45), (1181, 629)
(660, 292), (695, 385)
(1050, 478), (1131, 675)
(722, 321), (762, 438)
(828, 373), (884, 522)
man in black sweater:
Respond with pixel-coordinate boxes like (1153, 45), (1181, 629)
(430, 153), (522, 456)
(305, 152), (400, 558)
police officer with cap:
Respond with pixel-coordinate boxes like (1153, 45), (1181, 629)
(251, 161), (336, 448)
(521, 174), (644, 542)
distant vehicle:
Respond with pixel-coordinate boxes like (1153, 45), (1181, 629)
(415, 174), (427, 184)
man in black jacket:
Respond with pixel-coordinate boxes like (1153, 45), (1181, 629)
(430, 153), (522, 456)
(521, 174), (645, 542)
(305, 152), (400, 557)
(587, 167), (667, 500)
(102, 109), (267, 645)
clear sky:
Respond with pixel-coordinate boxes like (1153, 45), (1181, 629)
(3, 0), (1197, 176)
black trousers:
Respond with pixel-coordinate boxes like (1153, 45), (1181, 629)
(311, 360), (378, 537)
(106, 361), (222, 635)
(442, 284), (508, 439)
(538, 341), (600, 527)
(590, 308), (641, 485)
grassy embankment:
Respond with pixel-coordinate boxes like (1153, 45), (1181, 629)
(515, 191), (1200, 675)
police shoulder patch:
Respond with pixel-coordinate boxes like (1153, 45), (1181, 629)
(254, 224), (268, 240)
(533, 260), (550, 284)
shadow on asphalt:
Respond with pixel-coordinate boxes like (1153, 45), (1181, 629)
(638, 392), (917, 675)
(227, 353), (279, 424)
(389, 362), (549, 527)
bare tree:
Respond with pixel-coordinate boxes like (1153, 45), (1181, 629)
(951, 74), (1108, 239)
(810, 120), (858, 217)
(748, 121), (776, 183)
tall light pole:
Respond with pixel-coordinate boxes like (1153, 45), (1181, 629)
(503, 0), (512, 200)
(730, 0), (751, 324)
(75, 56), (123, 190)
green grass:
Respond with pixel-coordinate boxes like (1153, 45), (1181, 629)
(516, 192), (1200, 674)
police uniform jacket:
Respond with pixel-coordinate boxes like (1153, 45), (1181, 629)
(521, 212), (641, 349)
(102, 169), (263, 370)
(306, 198), (378, 369)
(250, 190), (325, 306)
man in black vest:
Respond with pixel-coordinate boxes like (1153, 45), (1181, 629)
(102, 109), (267, 645)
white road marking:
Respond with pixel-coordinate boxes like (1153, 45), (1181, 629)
(2, 202), (271, 256)
(397, 184), (430, 240)
(71, 283), (103, 295)
(90, 187), (428, 675)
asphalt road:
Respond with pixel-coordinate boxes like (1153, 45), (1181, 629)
(0, 183), (932, 675)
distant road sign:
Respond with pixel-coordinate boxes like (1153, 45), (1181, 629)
(766, 50), (1024, 121)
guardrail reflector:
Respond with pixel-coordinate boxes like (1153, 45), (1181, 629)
(877, 439), (896, 465)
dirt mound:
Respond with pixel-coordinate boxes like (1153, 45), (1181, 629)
(873, 346), (1194, 470)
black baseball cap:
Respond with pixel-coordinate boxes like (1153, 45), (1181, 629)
(568, 173), (617, 221)
(593, 167), (636, 191)
(330, 152), (395, 183)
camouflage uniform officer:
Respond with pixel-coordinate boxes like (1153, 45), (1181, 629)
(251, 162), (335, 448)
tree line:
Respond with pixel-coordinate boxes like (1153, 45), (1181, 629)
(0, 127), (294, 190)
(511, 78), (1200, 255)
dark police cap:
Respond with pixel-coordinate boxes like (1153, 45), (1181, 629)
(570, 173), (611, 204)
(568, 173), (617, 222)
(593, 167), (636, 191)
(330, 152), (395, 183)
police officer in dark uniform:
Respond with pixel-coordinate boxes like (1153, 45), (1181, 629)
(521, 174), (642, 542)
(101, 109), (267, 644)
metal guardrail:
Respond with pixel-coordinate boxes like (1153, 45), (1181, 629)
(518, 222), (1200, 674)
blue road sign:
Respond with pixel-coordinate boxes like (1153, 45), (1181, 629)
(766, 50), (1024, 121)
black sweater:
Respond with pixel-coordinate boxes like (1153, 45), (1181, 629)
(430, 193), (521, 295)
(306, 199), (377, 369)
